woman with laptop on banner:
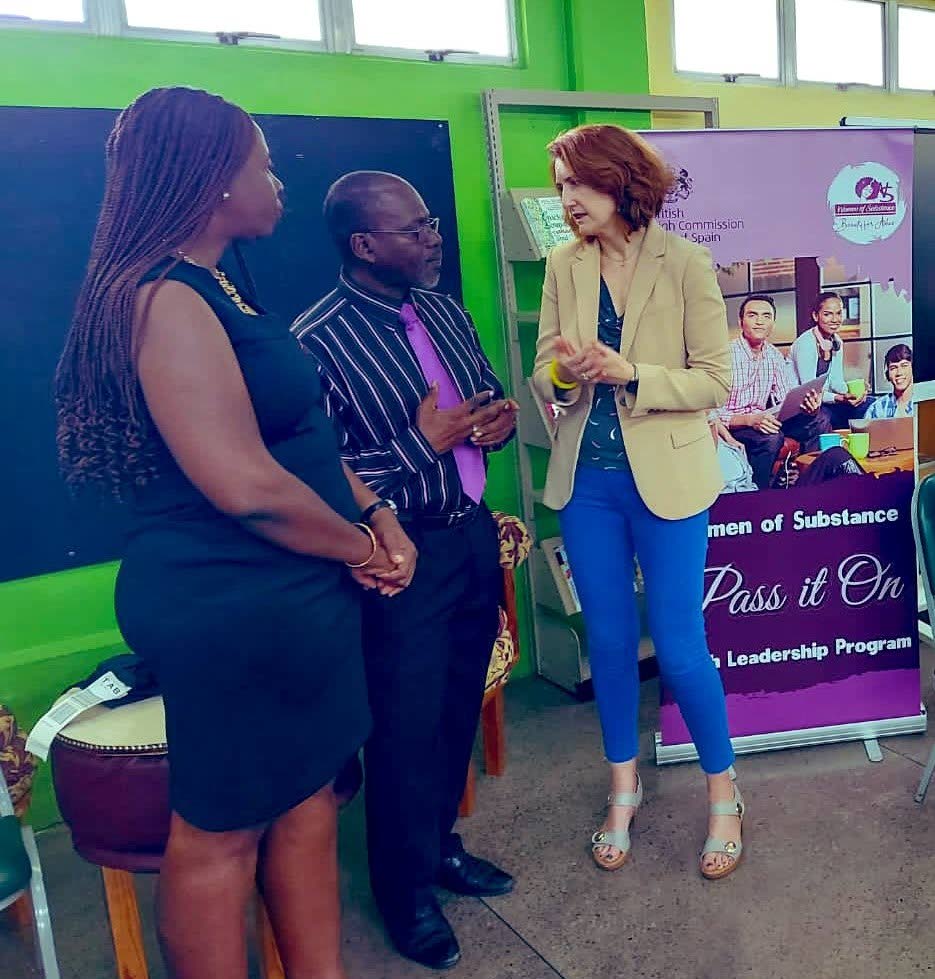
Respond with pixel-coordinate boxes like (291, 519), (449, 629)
(788, 290), (868, 429)
(532, 123), (746, 881)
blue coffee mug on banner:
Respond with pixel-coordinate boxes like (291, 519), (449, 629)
(819, 433), (842, 451)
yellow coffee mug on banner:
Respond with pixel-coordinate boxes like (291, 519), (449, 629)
(842, 431), (870, 459)
(846, 378), (867, 399)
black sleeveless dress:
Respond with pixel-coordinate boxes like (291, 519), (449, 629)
(114, 260), (371, 831)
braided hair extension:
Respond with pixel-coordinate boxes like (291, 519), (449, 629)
(54, 87), (256, 495)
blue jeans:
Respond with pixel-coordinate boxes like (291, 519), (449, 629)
(559, 466), (734, 774)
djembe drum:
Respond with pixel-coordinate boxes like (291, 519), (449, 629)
(49, 695), (285, 979)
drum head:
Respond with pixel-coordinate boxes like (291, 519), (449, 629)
(56, 694), (167, 751)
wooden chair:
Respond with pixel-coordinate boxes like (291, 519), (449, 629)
(0, 704), (61, 978)
(460, 511), (531, 816)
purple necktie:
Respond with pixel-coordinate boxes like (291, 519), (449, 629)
(400, 301), (486, 504)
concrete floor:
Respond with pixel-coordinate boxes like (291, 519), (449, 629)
(4, 646), (935, 979)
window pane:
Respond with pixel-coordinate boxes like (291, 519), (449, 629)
(716, 261), (751, 296)
(352, 0), (512, 57)
(821, 256), (866, 284)
(844, 339), (874, 388)
(835, 284), (872, 340)
(124, 0), (320, 39)
(751, 257), (796, 292)
(0, 1), (83, 19)
(796, 0), (883, 86)
(871, 281), (913, 337)
(673, 0), (779, 78)
(899, 5), (935, 90)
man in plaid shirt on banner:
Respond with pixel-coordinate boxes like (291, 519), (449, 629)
(718, 294), (828, 489)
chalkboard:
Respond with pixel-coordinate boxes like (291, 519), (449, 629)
(0, 108), (461, 583)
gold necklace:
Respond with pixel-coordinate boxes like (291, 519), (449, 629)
(178, 253), (258, 316)
(601, 228), (647, 266)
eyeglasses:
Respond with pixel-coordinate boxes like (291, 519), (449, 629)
(867, 446), (898, 459)
(360, 216), (440, 241)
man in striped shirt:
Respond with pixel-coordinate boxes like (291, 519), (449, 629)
(294, 171), (516, 971)
(719, 294), (826, 488)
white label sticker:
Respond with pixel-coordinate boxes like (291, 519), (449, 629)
(25, 672), (132, 761)
(87, 672), (132, 702)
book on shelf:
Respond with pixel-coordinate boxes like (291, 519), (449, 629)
(519, 195), (575, 255)
(540, 536), (582, 615)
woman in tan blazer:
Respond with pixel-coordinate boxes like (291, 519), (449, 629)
(533, 124), (744, 880)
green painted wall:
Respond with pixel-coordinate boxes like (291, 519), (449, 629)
(0, 0), (650, 827)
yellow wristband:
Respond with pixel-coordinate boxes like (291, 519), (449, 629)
(550, 359), (578, 390)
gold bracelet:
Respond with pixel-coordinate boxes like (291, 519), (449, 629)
(550, 359), (579, 390)
(345, 522), (378, 568)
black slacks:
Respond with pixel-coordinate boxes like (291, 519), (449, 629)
(361, 505), (502, 918)
(732, 410), (831, 489)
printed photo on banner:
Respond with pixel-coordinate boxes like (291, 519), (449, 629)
(712, 256), (913, 494)
(645, 127), (922, 754)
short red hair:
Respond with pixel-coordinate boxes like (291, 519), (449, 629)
(548, 124), (674, 236)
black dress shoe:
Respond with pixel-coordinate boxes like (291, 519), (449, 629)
(386, 898), (461, 971)
(438, 847), (514, 897)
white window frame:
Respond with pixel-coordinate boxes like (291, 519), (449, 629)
(0, 0), (91, 32)
(794, 0), (887, 91)
(670, 0), (933, 93)
(0, 0), (520, 65)
(893, 1), (935, 93)
(669, 0), (788, 86)
(343, 0), (517, 65)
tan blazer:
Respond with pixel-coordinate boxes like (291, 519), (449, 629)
(532, 220), (731, 520)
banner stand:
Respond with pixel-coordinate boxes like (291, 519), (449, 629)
(643, 126), (922, 765)
(654, 706), (926, 766)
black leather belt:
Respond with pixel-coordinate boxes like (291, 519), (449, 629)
(397, 505), (480, 529)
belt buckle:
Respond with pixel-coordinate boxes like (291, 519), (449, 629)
(450, 505), (478, 527)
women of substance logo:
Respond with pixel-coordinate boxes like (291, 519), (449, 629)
(828, 163), (906, 244)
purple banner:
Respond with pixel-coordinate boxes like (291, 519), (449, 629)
(660, 473), (919, 742)
(647, 128), (920, 747)
(646, 128), (914, 296)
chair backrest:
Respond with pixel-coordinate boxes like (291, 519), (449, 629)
(0, 705), (34, 819)
(912, 472), (935, 624)
(0, 771), (13, 818)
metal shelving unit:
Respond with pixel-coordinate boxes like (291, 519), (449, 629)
(482, 89), (720, 693)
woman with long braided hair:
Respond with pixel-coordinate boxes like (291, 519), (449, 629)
(56, 87), (417, 979)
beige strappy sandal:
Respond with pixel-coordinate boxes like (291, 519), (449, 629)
(591, 775), (643, 871)
(700, 783), (745, 881)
